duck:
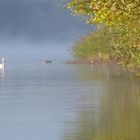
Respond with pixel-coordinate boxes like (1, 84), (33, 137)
(45, 60), (52, 64)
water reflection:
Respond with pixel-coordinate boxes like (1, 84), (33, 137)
(64, 65), (140, 140)
(0, 70), (4, 79)
(0, 63), (140, 140)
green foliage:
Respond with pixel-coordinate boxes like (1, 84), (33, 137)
(66, 0), (140, 33)
(66, 0), (140, 71)
(110, 28), (140, 70)
(72, 25), (140, 70)
(72, 25), (110, 61)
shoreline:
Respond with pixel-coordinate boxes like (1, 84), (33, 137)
(64, 59), (140, 77)
(64, 59), (117, 66)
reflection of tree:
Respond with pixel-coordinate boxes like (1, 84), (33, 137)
(95, 79), (140, 140)
(63, 66), (140, 140)
(73, 64), (125, 82)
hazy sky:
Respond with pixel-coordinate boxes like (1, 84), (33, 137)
(0, 0), (94, 61)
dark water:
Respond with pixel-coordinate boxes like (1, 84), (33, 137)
(0, 61), (140, 140)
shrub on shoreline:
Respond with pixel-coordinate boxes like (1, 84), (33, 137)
(72, 25), (140, 72)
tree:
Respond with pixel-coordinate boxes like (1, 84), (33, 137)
(66, 0), (140, 70)
(66, 0), (140, 33)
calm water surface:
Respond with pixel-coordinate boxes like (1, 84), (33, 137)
(0, 60), (140, 140)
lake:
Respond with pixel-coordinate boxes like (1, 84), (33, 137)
(0, 60), (140, 140)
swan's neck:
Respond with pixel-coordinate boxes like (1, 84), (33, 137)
(2, 58), (4, 65)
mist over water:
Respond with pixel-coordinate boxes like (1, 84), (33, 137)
(0, 40), (72, 66)
(0, 0), (94, 64)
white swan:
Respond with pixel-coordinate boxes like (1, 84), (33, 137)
(0, 58), (5, 78)
(0, 58), (4, 69)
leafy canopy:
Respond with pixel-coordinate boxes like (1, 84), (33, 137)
(66, 0), (140, 33)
